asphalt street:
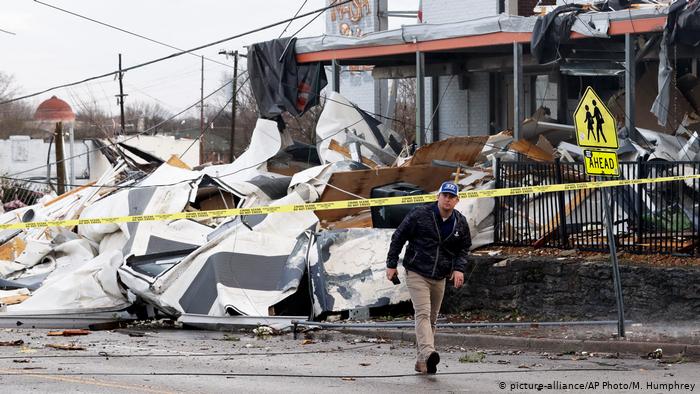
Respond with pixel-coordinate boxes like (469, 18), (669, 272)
(0, 327), (697, 393)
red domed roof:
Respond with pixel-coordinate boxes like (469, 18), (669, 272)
(34, 95), (75, 122)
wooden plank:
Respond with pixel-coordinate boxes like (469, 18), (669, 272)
(509, 139), (555, 162)
(327, 210), (373, 229)
(43, 181), (97, 207)
(408, 136), (488, 166)
(317, 164), (454, 223)
(0, 294), (30, 305)
(0, 237), (26, 261)
(166, 154), (191, 170)
(328, 139), (378, 168)
(533, 189), (591, 247)
(47, 329), (91, 337)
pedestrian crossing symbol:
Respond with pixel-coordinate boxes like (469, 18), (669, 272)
(574, 87), (618, 150)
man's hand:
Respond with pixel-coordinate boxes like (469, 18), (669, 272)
(451, 271), (464, 288)
(386, 268), (398, 282)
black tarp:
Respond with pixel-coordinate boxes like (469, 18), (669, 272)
(669, 0), (700, 47)
(531, 4), (584, 64)
(248, 37), (327, 121)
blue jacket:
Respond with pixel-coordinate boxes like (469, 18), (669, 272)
(386, 203), (471, 279)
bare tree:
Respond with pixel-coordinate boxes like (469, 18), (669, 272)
(0, 72), (18, 100)
(0, 72), (34, 138)
(393, 78), (416, 144)
(71, 91), (117, 139)
(124, 101), (174, 134)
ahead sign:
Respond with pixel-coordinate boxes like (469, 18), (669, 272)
(574, 86), (619, 150)
(583, 149), (619, 177)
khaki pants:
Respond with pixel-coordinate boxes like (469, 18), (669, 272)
(406, 269), (446, 362)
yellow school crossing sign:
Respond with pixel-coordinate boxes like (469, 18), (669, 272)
(573, 87), (619, 150)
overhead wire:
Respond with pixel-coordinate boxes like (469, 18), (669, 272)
(0, 0), (352, 106)
(279, 0), (310, 38)
(178, 73), (250, 158)
(5, 79), (233, 178)
(0, 27), (16, 35)
(34, 0), (229, 70)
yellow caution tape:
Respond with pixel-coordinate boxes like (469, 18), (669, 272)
(2, 174), (700, 231)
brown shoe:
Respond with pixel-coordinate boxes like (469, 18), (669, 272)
(414, 360), (427, 374)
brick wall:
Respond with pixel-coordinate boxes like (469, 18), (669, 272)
(424, 73), (491, 139)
(466, 73), (491, 135)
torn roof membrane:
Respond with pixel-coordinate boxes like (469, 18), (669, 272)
(1, 92), (500, 322)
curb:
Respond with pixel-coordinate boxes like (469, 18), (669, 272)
(333, 328), (700, 357)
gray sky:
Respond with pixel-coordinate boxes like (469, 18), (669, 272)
(1, 0), (417, 119)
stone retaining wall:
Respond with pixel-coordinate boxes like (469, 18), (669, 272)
(442, 256), (700, 321)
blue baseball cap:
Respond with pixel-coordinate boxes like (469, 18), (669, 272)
(438, 181), (459, 196)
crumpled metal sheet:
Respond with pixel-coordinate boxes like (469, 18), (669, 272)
(118, 191), (318, 317)
(310, 228), (410, 316)
(315, 92), (401, 166)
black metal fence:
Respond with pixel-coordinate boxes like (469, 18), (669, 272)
(0, 178), (50, 210)
(494, 158), (700, 255)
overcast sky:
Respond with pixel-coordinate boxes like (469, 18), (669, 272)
(1, 0), (417, 119)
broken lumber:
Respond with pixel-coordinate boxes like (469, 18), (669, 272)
(328, 139), (379, 168)
(509, 139), (555, 162)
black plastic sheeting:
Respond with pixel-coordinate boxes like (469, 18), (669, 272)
(531, 4), (584, 64)
(668, 0), (700, 47)
(248, 37), (327, 121)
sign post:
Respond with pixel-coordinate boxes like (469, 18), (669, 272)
(573, 86), (625, 338)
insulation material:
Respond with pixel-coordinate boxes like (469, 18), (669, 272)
(310, 229), (410, 316)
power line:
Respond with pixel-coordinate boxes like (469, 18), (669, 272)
(0, 27), (16, 35)
(179, 73), (250, 158)
(33, 0), (234, 70)
(6, 79), (232, 178)
(0, 0), (351, 106)
(279, 0), (309, 38)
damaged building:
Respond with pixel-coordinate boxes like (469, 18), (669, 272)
(1, 0), (699, 327)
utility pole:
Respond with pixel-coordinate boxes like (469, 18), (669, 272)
(219, 50), (243, 163)
(54, 122), (66, 195)
(199, 55), (205, 165)
(230, 51), (238, 162)
(117, 54), (127, 135)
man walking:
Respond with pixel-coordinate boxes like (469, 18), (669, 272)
(386, 181), (471, 374)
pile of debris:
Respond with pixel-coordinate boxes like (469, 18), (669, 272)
(487, 99), (700, 253)
(0, 92), (497, 326)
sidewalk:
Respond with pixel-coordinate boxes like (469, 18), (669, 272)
(320, 321), (700, 358)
